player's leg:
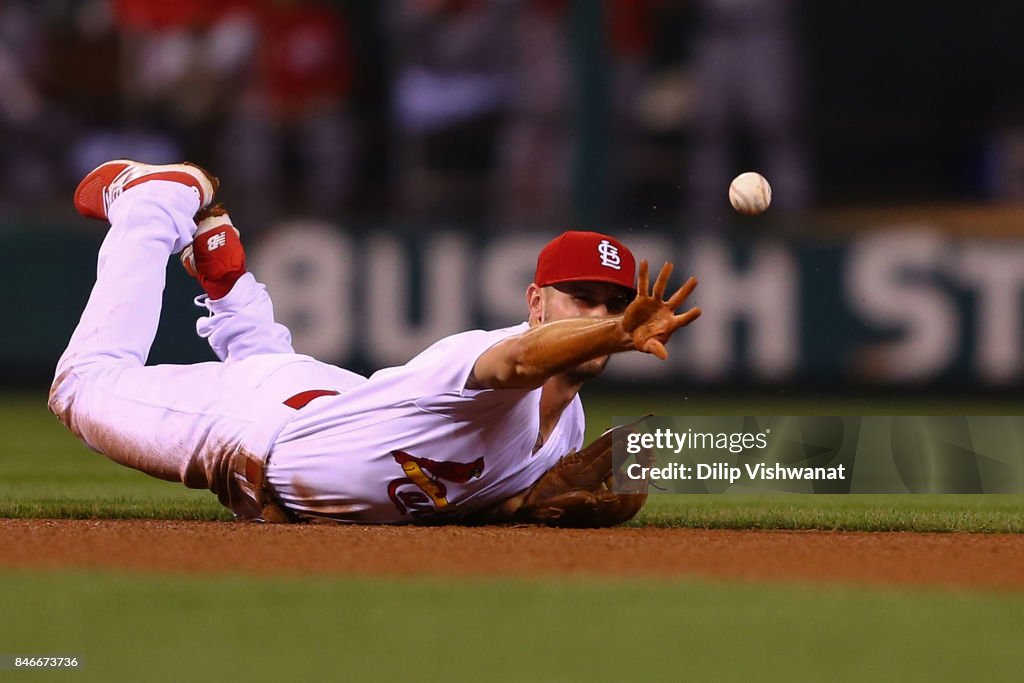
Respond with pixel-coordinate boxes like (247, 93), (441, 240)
(52, 163), (293, 490)
(49, 162), (256, 483)
(54, 161), (217, 386)
(50, 163), (363, 516)
(180, 206), (295, 362)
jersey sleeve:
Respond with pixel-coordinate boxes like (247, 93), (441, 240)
(403, 323), (529, 399)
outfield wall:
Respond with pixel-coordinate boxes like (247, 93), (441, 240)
(6, 223), (1024, 388)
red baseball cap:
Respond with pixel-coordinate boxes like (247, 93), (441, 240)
(534, 231), (637, 293)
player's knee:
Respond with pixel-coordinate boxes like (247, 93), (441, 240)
(47, 366), (88, 428)
(48, 368), (71, 417)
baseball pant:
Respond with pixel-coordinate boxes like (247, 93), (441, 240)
(48, 180), (364, 517)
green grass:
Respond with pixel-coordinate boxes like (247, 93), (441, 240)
(0, 571), (1022, 683)
(0, 394), (229, 520)
(0, 497), (229, 520)
(3, 391), (1023, 529)
(636, 494), (1024, 533)
(4, 391), (1024, 683)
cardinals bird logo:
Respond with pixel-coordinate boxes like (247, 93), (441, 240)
(387, 451), (485, 517)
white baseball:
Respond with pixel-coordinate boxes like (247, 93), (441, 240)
(729, 172), (772, 216)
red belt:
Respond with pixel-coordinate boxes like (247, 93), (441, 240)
(283, 389), (339, 410)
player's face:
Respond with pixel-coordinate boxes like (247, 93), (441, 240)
(532, 281), (635, 380)
(544, 282), (633, 320)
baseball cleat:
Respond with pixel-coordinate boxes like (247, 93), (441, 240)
(181, 204), (246, 300)
(74, 159), (219, 221)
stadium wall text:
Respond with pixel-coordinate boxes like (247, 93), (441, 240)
(9, 225), (1024, 387)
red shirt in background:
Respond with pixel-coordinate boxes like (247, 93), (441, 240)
(257, 2), (353, 120)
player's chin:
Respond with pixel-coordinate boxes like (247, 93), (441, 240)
(567, 356), (610, 383)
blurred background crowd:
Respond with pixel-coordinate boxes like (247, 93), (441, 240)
(4, 0), (1024, 235)
(6, 0), (1024, 389)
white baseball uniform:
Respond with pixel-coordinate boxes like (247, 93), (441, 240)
(49, 180), (584, 523)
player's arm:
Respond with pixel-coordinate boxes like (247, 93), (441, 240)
(470, 261), (700, 390)
(471, 316), (633, 390)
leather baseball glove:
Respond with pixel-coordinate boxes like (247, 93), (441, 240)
(469, 416), (655, 527)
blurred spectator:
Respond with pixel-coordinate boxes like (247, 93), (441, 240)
(492, 0), (572, 229)
(100, 0), (355, 227)
(685, 0), (810, 232)
(102, 0), (227, 163)
(0, 2), (55, 212)
(494, 0), (655, 230)
(216, 0), (357, 228)
(64, 0), (266, 183)
(390, 0), (518, 226)
(606, 0), (658, 221)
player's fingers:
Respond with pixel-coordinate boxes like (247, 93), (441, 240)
(652, 262), (673, 300)
(643, 338), (668, 360)
(672, 306), (702, 328)
(667, 276), (698, 309)
(636, 259), (649, 296)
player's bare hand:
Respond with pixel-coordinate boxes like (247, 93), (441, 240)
(621, 260), (701, 360)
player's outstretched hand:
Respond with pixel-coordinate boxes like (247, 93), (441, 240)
(621, 260), (701, 360)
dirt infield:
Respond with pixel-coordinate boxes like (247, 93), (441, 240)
(2, 519), (1023, 591)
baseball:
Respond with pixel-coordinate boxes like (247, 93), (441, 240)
(729, 172), (772, 215)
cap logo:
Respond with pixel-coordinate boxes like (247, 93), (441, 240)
(597, 239), (621, 270)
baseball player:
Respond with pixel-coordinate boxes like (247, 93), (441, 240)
(49, 160), (700, 524)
